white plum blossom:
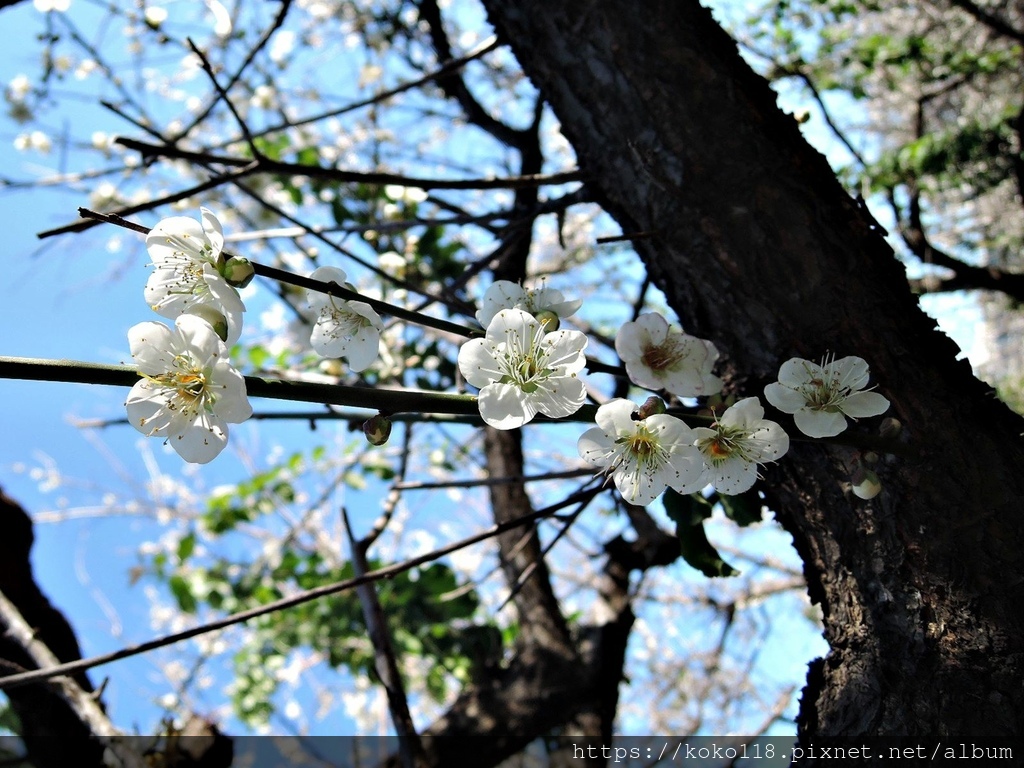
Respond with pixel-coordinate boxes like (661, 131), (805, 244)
(615, 312), (722, 397)
(458, 308), (587, 429)
(694, 397), (789, 495)
(145, 208), (245, 345)
(764, 355), (890, 438)
(578, 398), (705, 506)
(307, 265), (383, 371)
(475, 280), (582, 331)
(125, 314), (252, 464)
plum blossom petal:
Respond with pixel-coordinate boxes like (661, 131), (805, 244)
(694, 397), (789, 495)
(475, 280), (582, 330)
(307, 266), (383, 372)
(764, 355), (890, 438)
(615, 312), (722, 397)
(125, 314), (252, 464)
(458, 308), (587, 429)
(578, 399), (704, 505)
(146, 207), (224, 271)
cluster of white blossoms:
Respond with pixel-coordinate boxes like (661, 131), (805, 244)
(126, 209), (254, 463)
(126, 216), (891, 488)
(580, 396), (790, 502)
(458, 282), (890, 504)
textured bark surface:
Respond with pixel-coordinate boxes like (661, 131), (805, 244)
(481, 0), (1024, 753)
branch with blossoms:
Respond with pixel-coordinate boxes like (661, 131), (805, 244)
(10, 205), (895, 487)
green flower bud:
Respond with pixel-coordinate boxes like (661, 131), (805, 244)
(363, 414), (392, 446)
(220, 256), (256, 288)
(534, 309), (560, 332)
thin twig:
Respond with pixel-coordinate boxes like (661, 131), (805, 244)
(395, 467), (595, 491)
(173, 0), (294, 142)
(0, 487), (600, 692)
(187, 38), (261, 157)
(364, 423), (414, 549)
(342, 509), (423, 768)
(496, 484), (598, 612)
(246, 37), (501, 142)
(114, 136), (585, 191)
(38, 165), (259, 238)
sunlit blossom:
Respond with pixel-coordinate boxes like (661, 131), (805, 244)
(125, 314), (252, 464)
(616, 312), (722, 397)
(458, 308), (587, 429)
(764, 355), (890, 438)
(578, 398), (704, 505)
(307, 266), (383, 371)
(694, 397), (789, 495)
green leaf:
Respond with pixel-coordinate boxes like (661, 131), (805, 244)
(675, 518), (740, 578)
(718, 489), (764, 526)
(169, 574), (198, 613)
(663, 489), (739, 577)
(662, 488), (712, 527)
(177, 531), (196, 563)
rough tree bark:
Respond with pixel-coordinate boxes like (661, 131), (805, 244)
(0, 489), (107, 768)
(480, 0), (1024, 755)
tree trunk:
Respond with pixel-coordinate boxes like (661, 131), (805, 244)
(481, 0), (1024, 752)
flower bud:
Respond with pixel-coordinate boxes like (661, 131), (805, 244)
(878, 417), (902, 440)
(363, 413), (392, 446)
(851, 467), (882, 500)
(220, 256), (256, 288)
(635, 396), (667, 420)
(534, 309), (560, 333)
(186, 306), (230, 343)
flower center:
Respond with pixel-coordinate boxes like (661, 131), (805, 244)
(498, 326), (551, 394)
(801, 374), (847, 412)
(697, 424), (753, 465)
(627, 430), (658, 460)
(613, 424), (665, 470)
(320, 300), (372, 339)
(148, 355), (213, 417)
(641, 338), (686, 372)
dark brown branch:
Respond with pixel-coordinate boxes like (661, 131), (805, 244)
(896, 188), (1024, 301)
(947, 0), (1024, 43)
(343, 509), (424, 768)
(113, 136), (583, 191)
(0, 590), (145, 768)
(418, 0), (532, 150)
